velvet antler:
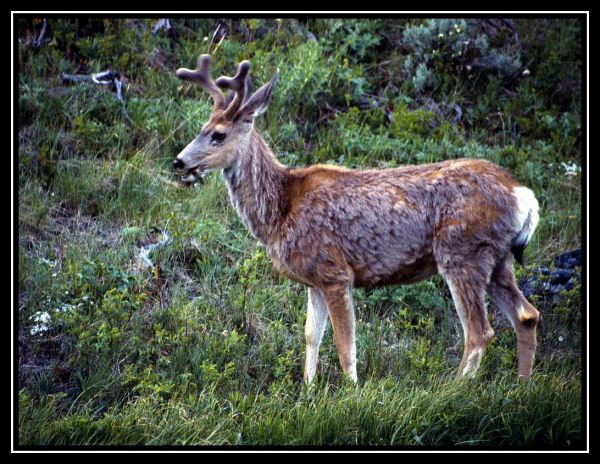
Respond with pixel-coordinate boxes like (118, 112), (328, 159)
(176, 54), (225, 112)
(216, 60), (252, 119)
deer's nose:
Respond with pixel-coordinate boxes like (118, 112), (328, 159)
(173, 158), (185, 170)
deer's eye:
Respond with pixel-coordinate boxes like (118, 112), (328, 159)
(211, 132), (226, 143)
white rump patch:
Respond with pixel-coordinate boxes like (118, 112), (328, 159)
(512, 186), (540, 246)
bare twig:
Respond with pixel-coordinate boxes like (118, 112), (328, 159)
(208, 24), (221, 54)
(151, 18), (172, 36)
(33, 18), (47, 49)
(62, 73), (92, 84)
(63, 70), (134, 126)
(207, 23), (226, 56)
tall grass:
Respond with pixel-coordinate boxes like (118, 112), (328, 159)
(19, 366), (581, 446)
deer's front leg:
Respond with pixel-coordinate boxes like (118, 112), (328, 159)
(321, 283), (357, 383)
(304, 287), (329, 384)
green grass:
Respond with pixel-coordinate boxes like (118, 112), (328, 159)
(19, 367), (581, 446)
(17, 18), (583, 448)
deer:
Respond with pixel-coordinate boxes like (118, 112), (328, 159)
(173, 55), (541, 384)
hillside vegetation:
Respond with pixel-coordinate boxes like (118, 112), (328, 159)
(17, 18), (583, 447)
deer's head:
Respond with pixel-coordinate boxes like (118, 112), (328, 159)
(173, 55), (279, 183)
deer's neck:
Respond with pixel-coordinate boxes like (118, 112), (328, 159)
(222, 128), (288, 244)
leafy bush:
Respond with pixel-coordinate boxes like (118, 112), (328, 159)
(402, 19), (521, 94)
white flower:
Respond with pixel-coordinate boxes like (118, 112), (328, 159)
(30, 325), (49, 336)
(558, 335), (564, 342)
(29, 311), (52, 336)
(32, 311), (51, 323)
(561, 162), (580, 177)
(56, 302), (83, 313)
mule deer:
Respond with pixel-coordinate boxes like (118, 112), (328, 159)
(173, 55), (541, 383)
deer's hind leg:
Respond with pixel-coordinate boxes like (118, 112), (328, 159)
(444, 273), (495, 377)
(436, 240), (498, 377)
(487, 257), (539, 378)
(320, 282), (357, 383)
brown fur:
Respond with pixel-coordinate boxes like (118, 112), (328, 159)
(175, 57), (541, 383)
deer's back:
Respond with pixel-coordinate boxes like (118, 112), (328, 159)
(270, 159), (520, 288)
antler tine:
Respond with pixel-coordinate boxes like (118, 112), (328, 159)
(215, 60), (251, 119)
(176, 54), (225, 111)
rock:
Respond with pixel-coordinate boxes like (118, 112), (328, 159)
(550, 268), (574, 285)
(518, 248), (581, 300)
(553, 249), (582, 269)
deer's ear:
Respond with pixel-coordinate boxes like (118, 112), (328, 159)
(235, 69), (279, 122)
